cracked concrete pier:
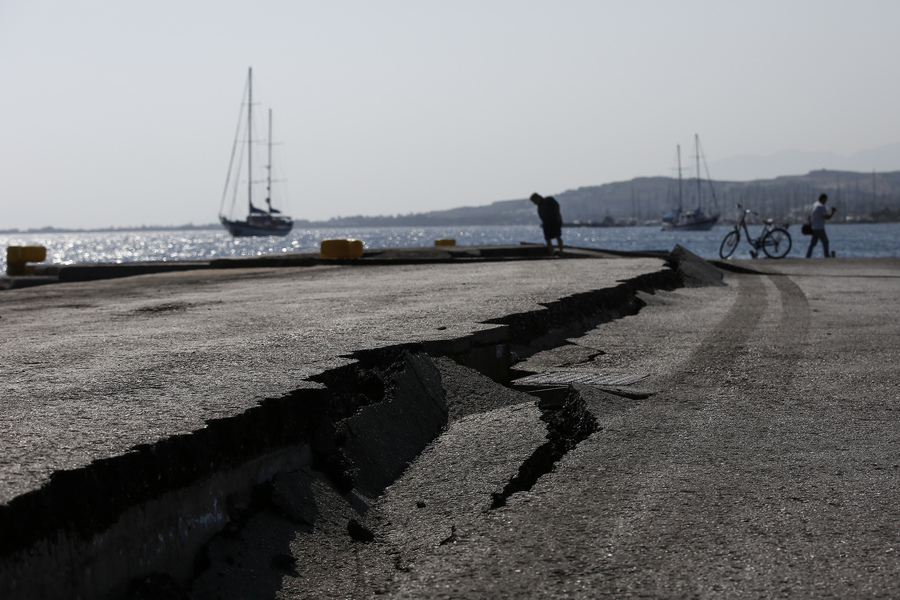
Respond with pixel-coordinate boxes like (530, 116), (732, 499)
(1, 246), (898, 598)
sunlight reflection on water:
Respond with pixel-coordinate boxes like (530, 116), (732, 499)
(1, 223), (897, 273)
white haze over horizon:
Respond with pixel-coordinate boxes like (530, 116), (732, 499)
(3, 0), (900, 230)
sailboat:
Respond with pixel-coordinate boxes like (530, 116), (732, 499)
(219, 68), (293, 237)
(661, 134), (720, 231)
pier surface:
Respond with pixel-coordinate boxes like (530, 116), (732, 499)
(0, 246), (898, 598)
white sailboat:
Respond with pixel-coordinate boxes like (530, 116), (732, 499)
(219, 68), (293, 237)
(661, 134), (720, 231)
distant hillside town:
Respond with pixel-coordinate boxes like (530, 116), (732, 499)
(299, 169), (900, 229)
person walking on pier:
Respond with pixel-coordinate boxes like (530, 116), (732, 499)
(530, 192), (564, 255)
(805, 193), (837, 258)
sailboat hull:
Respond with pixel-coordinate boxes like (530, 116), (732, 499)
(661, 211), (719, 231)
(220, 216), (293, 237)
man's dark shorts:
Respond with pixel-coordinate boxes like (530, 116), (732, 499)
(542, 223), (562, 240)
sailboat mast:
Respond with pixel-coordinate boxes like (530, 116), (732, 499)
(677, 144), (683, 211)
(266, 108), (272, 212)
(247, 67), (253, 213)
(694, 134), (701, 211)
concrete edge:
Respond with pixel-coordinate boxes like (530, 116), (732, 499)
(3, 245), (672, 288)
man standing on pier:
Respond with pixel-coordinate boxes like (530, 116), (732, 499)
(806, 193), (837, 258)
(530, 192), (564, 255)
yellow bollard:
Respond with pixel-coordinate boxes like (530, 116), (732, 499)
(7, 245), (47, 276)
(320, 239), (364, 259)
(434, 238), (456, 247)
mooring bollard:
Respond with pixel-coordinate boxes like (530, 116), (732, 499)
(6, 245), (47, 276)
(320, 239), (364, 259)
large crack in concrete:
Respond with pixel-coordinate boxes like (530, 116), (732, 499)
(1, 249), (720, 599)
(489, 387), (598, 510)
(183, 263), (694, 599)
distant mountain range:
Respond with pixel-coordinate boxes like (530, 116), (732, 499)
(300, 167), (900, 228)
(8, 148), (898, 233)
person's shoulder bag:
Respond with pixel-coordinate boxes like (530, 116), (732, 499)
(801, 211), (812, 235)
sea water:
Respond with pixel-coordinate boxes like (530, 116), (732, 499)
(1, 223), (898, 274)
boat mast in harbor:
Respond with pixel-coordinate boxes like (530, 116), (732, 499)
(219, 67), (293, 237)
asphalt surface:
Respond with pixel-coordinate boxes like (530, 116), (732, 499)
(0, 247), (666, 506)
(2, 251), (899, 598)
(224, 256), (899, 600)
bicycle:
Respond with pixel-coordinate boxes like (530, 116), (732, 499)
(719, 205), (792, 259)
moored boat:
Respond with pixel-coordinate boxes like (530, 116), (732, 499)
(661, 134), (720, 231)
(219, 68), (293, 237)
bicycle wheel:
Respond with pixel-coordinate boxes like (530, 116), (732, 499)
(719, 230), (740, 259)
(762, 227), (792, 259)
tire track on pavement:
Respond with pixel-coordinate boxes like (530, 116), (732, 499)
(660, 270), (810, 400)
(588, 270), (816, 595)
(658, 273), (767, 400)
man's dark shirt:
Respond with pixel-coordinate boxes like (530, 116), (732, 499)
(538, 196), (561, 239)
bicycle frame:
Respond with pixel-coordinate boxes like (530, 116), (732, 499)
(734, 210), (755, 244)
(719, 204), (792, 259)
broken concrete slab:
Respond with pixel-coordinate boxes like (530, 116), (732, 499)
(671, 243), (725, 287)
(0, 251), (684, 599)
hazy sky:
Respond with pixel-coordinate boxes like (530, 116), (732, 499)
(3, 1), (899, 229)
